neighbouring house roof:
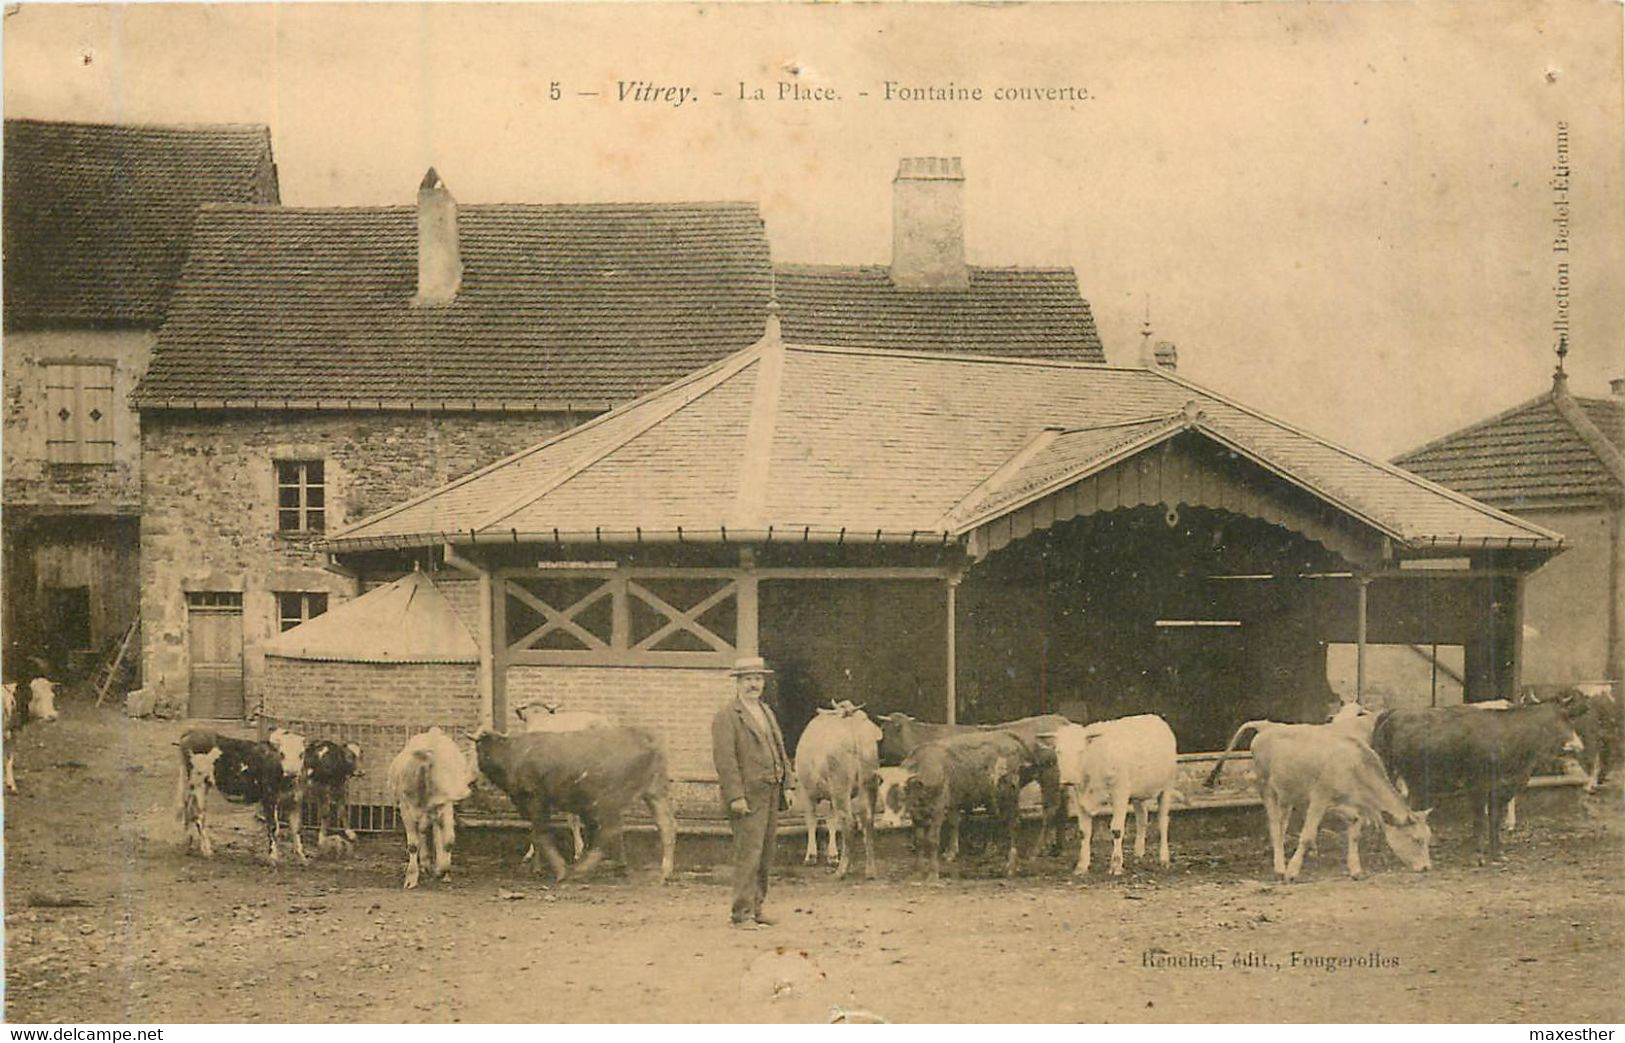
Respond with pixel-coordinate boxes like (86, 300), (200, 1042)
(326, 320), (1562, 556)
(1394, 373), (1625, 510)
(3, 118), (279, 328)
(774, 264), (1105, 363)
(134, 201), (774, 409)
(262, 571), (477, 664)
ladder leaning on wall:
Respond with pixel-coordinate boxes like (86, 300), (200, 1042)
(92, 620), (139, 706)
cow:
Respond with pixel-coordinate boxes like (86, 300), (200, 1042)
(1053, 715), (1179, 877)
(3, 676), (61, 794)
(1203, 700), (1377, 790)
(899, 731), (1043, 881)
(1522, 684), (1621, 792)
(1370, 698), (1589, 863)
(471, 726), (677, 883)
(301, 740), (363, 848)
(177, 727), (308, 863)
(872, 766), (913, 829)
(387, 727), (474, 889)
(877, 711), (1072, 853)
(515, 701), (615, 860)
(1250, 728), (1432, 882)
(793, 701), (882, 879)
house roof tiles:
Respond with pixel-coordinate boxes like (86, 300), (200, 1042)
(3, 118), (279, 328)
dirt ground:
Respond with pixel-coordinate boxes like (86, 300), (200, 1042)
(4, 698), (1622, 1024)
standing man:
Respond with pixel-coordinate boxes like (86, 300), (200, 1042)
(711, 655), (791, 929)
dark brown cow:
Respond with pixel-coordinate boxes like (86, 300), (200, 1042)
(877, 711), (1072, 853)
(301, 739), (363, 847)
(1370, 698), (1589, 862)
(472, 727), (676, 883)
(900, 731), (1046, 881)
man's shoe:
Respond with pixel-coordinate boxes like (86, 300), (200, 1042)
(730, 919), (765, 930)
(753, 915), (778, 927)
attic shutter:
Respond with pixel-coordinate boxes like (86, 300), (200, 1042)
(44, 363), (114, 464)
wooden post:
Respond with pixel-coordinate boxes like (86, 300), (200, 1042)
(737, 548), (759, 656)
(1355, 574), (1370, 704)
(1510, 573), (1526, 700)
(476, 567), (495, 731)
(945, 571), (961, 725)
(491, 574), (508, 728)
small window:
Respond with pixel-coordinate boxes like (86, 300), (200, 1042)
(44, 363), (115, 464)
(276, 591), (329, 632)
(186, 591), (243, 609)
(276, 460), (326, 533)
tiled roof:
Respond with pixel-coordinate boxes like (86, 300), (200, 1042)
(775, 264), (1104, 363)
(261, 571), (476, 663)
(328, 324), (1560, 554)
(135, 202), (773, 407)
(3, 118), (278, 328)
(1394, 378), (1625, 508)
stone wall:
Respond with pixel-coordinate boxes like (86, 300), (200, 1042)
(1519, 505), (1619, 684)
(140, 410), (572, 714)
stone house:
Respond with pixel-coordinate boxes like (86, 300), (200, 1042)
(134, 156), (1105, 719)
(1395, 370), (1624, 689)
(1, 118), (278, 680)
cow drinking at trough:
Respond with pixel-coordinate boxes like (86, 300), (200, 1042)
(900, 731), (1043, 881)
(301, 739), (363, 849)
(177, 727), (308, 863)
(793, 701), (882, 879)
(3, 676), (60, 794)
(1523, 684), (1621, 792)
(878, 711), (1071, 852)
(1370, 698), (1589, 863)
(1053, 715), (1179, 877)
(515, 700), (615, 861)
(472, 726), (677, 883)
(387, 727), (474, 889)
(1250, 728), (1432, 881)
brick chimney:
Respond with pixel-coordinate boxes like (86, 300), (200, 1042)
(413, 167), (461, 306)
(1611, 377), (1624, 399)
(891, 157), (968, 290)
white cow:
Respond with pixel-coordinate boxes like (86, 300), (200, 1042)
(1204, 701), (1377, 790)
(1251, 728), (1432, 881)
(1054, 714), (1179, 877)
(387, 727), (475, 889)
(516, 701), (614, 860)
(3, 677), (60, 794)
(794, 701), (882, 879)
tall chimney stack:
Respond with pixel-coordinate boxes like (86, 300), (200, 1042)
(413, 167), (462, 306)
(891, 157), (968, 290)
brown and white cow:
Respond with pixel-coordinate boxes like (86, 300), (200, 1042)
(794, 701), (882, 879)
(1371, 698), (1589, 863)
(177, 728), (308, 863)
(301, 739), (364, 849)
(387, 727), (474, 889)
(2, 676), (60, 794)
(515, 701), (614, 860)
(472, 726), (677, 883)
(1522, 684), (1620, 792)
(1251, 728), (1432, 882)
(1053, 714), (1179, 878)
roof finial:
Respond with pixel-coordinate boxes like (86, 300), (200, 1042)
(762, 285), (782, 344)
(1555, 331), (1569, 377)
(1138, 295), (1156, 367)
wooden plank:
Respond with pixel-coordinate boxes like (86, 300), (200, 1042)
(506, 648), (733, 668)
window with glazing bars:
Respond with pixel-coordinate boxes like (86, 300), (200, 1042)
(276, 591), (329, 632)
(276, 460), (325, 532)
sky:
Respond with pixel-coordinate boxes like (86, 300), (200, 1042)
(5, 1), (1622, 459)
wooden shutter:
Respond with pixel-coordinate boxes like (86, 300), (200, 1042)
(44, 364), (114, 464)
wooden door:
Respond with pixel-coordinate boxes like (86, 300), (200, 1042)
(187, 594), (244, 719)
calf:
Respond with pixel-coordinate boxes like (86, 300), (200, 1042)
(1371, 698), (1589, 862)
(387, 728), (474, 889)
(1251, 728), (1432, 882)
(515, 701), (614, 860)
(877, 711), (1071, 853)
(1054, 714), (1179, 877)
(872, 766), (913, 829)
(794, 701), (882, 879)
(302, 740), (363, 847)
(2, 676), (61, 794)
(177, 728), (307, 863)
(473, 726), (677, 883)
(900, 731), (1038, 881)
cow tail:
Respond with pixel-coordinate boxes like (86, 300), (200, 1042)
(1203, 720), (1270, 789)
(407, 748), (435, 808)
(1369, 711), (1396, 775)
(175, 746), (192, 822)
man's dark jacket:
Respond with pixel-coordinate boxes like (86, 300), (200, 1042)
(711, 698), (790, 807)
